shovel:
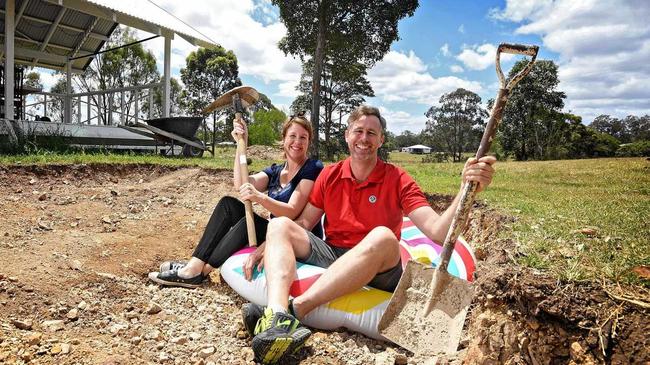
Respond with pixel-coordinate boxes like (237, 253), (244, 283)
(378, 43), (539, 356)
(203, 86), (260, 246)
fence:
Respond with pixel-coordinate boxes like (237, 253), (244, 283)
(23, 82), (163, 125)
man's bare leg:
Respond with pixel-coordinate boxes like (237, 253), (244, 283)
(263, 217), (312, 311)
(292, 226), (400, 318)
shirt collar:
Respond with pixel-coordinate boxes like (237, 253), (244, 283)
(341, 157), (386, 183)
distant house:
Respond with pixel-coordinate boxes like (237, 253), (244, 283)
(402, 144), (432, 154)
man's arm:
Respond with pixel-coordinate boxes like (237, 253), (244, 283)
(294, 202), (324, 231)
(407, 156), (496, 242)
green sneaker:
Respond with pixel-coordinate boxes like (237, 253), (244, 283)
(252, 308), (311, 364)
(241, 303), (265, 336)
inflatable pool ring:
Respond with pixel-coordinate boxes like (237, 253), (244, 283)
(220, 217), (477, 340)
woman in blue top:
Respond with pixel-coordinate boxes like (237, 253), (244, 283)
(149, 114), (323, 288)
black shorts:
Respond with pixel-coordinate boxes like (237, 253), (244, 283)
(300, 230), (403, 292)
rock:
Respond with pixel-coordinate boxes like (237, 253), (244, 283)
(236, 330), (247, 339)
(60, 343), (71, 354)
(12, 319), (33, 330)
(189, 332), (202, 341)
(101, 216), (113, 224)
(67, 308), (79, 320)
(26, 332), (43, 345)
(50, 343), (62, 354)
(29, 178), (37, 184)
(159, 352), (170, 362)
(374, 352), (394, 365)
(78, 301), (87, 310)
(42, 319), (65, 332)
(21, 351), (33, 362)
(145, 302), (162, 315)
(69, 260), (82, 271)
(38, 221), (52, 231)
(109, 323), (129, 335)
(170, 336), (188, 345)
(145, 330), (162, 341)
(578, 228), (597, 236)
(395, 353), (408, 365)
(38, 193), (48, 201)
(129, 336), (142, 345)
(198, 346), (215, 359)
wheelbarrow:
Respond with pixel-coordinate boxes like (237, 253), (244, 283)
(121, 117), (206, 157)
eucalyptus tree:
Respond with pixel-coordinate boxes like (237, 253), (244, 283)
(272, 0), (418, 157)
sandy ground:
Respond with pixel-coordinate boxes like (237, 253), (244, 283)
(0, 164), (647, 365)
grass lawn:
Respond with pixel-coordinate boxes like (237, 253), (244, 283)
(1, 151), (648, 285)
(398, 156), (649, 285)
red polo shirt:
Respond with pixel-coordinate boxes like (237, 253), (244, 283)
(309, 157), (429, 248)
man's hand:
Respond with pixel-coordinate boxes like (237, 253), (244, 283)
(461, 156), (496, 193)
(243, 243), (265, 281)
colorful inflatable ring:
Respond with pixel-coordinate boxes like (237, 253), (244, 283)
(220, 217), (476, 340)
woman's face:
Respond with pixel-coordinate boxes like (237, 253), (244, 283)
(283, 123), (310, 161)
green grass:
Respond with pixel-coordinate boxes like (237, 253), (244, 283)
(1, 150), (648, 285)
(399, 157), (650, 285)
(0, 147), (274, 172)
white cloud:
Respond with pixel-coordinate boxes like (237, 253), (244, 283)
(450, 65), (464, 73)
(131, 0), (301, 90)
(491, 0), (650, 120)
(458, 24), (465, 34)
(440, 43), (450, 57)
(379, 106), (428, 134)
(456, 43), (514, 71)
(369, 50), (483, 105)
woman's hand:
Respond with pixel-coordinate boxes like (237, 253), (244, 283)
(461, 156), (496, 193)
(231, 119), (248, 141)
(243, 243), (265, 281)
(239, 182), (266, 204)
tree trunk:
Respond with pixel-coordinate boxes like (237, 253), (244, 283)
(310, 0), (328, 159)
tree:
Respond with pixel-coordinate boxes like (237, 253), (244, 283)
(49, 78), (78, 123)
(622, 115), (650, 142)
(75, 26), (159, 125)
(292, 58), (374, 159)
(424, 88), (487, 162)
(272, 0), (419, 157)
(180, 46), (241, 142)
(249, 109), (286, 146)
(590, 115), (628, 142)
(150, 77), (183, 117)
(498, 60), (566, 160)
(394, 130), (421, 149)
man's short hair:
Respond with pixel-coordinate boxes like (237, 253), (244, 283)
(347, 105), (387, 133)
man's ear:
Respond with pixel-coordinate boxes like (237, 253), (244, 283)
(344, 128), (350, 143)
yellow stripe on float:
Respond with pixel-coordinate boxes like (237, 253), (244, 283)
(326, 287), (392, 314)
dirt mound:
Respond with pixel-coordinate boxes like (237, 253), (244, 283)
(0, 165), (646, 364)
(247, 145), (283, 161)
(455, 201), (649, 364)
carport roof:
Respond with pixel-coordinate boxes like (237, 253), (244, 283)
(1, 0), (216, 73)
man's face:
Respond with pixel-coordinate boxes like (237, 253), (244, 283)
(345, 115), (384, 162)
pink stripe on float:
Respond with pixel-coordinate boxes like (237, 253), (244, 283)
(233, 247), (256, 255)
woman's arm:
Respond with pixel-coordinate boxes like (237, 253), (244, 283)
(239, 179), (315, 220)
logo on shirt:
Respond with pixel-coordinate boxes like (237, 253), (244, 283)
(369, 195), (377, 203)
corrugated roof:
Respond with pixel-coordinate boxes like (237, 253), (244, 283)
(0, 0), (216, 72)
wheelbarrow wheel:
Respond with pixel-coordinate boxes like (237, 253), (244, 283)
(182, 139), (205, 158)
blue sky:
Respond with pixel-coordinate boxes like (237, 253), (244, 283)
(37, 0), (650, 134)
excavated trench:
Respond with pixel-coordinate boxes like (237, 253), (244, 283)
(435, 194), (650, 365)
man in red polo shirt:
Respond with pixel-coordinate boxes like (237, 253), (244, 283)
(245, 105), (496, 363)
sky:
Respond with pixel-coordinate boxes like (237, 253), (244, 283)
(37, 0), (650, 134)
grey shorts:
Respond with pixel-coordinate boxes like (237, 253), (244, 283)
(300, 230), (403, 292)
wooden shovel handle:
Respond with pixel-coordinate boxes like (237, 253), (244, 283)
(438, 44), (538, 272)
(235, 112), (257, 247)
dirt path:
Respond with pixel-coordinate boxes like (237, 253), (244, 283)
(0, 164), (647, 364)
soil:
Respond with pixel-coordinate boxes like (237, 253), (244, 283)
(0, 164), (647, 364)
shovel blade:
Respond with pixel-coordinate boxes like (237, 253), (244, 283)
(378, 260), (474, 356)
